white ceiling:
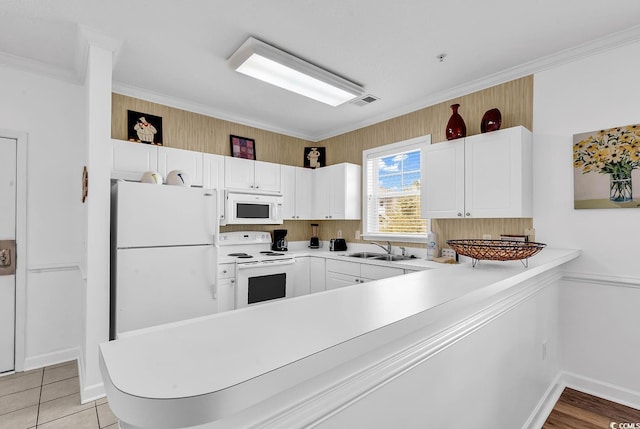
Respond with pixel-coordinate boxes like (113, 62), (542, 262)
(1, 1), (640, 141)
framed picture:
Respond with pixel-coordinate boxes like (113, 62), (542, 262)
(230, 135), (256, 160)
(127, 110), (163, 145)
(573, 123), (640, 209)
(304, 147), (326, 168)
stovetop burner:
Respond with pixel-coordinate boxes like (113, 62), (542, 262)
(260, 251), (284, 256)
(228, 253), (253, 258)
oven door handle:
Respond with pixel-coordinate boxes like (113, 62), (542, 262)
(236, 259), (296, 269)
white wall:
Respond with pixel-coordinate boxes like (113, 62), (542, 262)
(533, 40), (640, 277)
(318, 281), (560, 429)
(0, 65), (85, 368)
(533, 40), (640, 403)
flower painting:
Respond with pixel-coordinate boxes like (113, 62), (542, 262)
(573, 124), (640, 209)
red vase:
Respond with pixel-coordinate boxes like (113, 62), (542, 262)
(446, 103), (466, 140)
(481, 108), (502, 133)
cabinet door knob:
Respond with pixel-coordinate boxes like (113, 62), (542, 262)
(457, 212), (462, 217)
(465, 212), (471, 217)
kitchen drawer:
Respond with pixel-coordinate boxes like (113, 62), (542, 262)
(218, 263), (235, 279)
(326, 259), (360, 276)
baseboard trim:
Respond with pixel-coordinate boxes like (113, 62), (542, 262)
(524, 371), (640, 429)
(23, 347), (79, 371)
(523, 373), (565, 429)
(77, 351), (106, 404)
(561, 371), (640, 411)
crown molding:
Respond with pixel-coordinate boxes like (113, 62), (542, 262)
(0, 51), (79, 84)
(311, 24), (640, 142)
(75, 24), (123, 82)
(3, 23), (639, 142)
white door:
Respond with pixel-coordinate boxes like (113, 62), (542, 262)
(224, 157), (255, 190)
(0, 137), (17, 373)
(294, 167), (314, 219)
(421, 139), (465, 219)
(254, 161), (281, 193)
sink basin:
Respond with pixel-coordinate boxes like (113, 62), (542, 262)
(371, 255), (413, 262)
(347, 252), (386, 259)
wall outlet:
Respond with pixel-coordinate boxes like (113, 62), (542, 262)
(482, 234), (491, 240)
(355, 230), (361, 240)
(442, 248), (456, 259)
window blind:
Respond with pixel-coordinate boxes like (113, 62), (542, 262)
(365, 148), (427, 237)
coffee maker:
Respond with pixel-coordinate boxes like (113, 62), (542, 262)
(272, 229), (288, 251)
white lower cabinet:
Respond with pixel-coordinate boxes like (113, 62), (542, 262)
(325, 259), (404, 290)
(309, 257), (326, 294)
(217, 263), (236, 312)
(293, 257), (310, 296)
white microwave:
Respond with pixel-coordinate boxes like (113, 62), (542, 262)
(225, 191), (283, 224)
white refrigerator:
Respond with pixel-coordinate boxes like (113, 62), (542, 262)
(111, 181), (218, 338)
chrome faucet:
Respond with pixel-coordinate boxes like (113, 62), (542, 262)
(371, 241), (392, 255)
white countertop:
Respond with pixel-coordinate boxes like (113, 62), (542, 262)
(99, 247), (580, 428)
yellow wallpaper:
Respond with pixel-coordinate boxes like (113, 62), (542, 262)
(112, 93), (310, 166)
(320, 76), (534, 250)
(111, 75), (534, 249)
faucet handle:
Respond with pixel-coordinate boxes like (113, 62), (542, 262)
(399, 246), (406, 256)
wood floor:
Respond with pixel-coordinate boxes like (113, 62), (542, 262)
(544, 387), (640, 428)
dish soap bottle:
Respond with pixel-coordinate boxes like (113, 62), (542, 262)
(426, 231), (438, 261)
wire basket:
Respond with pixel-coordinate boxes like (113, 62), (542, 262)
(446, 239), (546, 267)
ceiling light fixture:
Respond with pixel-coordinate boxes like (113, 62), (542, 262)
(228, 37), (364, 107)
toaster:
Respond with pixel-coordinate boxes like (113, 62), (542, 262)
(329, 238), (348, 251)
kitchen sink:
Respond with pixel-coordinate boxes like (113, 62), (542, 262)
(347, 252), (413, 261)
(371, 255), (413, 262)
(347, 252), (386, 259)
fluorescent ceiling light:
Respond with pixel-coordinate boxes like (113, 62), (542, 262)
(228, 37), (364, 107)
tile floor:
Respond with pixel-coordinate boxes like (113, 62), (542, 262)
(0, 360), (118, 429)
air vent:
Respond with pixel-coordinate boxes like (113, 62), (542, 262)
(350, 94), (380, 107)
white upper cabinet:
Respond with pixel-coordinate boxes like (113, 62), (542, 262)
(111, 139), (158, 181)
(224, 157), (281, 193)
(281, 165), (313, 220)
(313, 163), (361, 220)
(421, 126), (533, 219)
(110, 140), (203, 188)
(158, 146), (204, 187)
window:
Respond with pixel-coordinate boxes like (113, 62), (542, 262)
(362, 135), (431, 242)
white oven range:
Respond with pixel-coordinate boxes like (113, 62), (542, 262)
(218, 231), (295, 309)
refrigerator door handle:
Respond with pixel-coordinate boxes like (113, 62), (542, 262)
(203, 189), (218, 239)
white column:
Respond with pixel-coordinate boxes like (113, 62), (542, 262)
(80, 28), (119, 402)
